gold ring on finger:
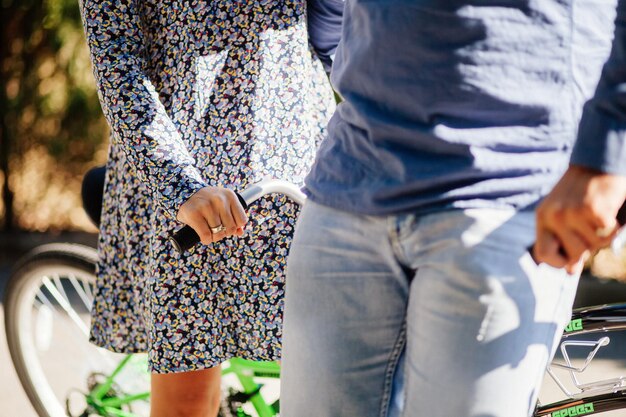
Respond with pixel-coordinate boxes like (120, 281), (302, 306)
(210, 225), (226, 234)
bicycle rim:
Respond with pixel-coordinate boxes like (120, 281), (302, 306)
(4, 243), (149, 417)
(535, 390), (626, 416)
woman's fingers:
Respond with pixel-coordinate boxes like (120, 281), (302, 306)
(177, 186), (249, 245)
(221, 190), (245, 235)
(204, 208), (226, 242)
(229, 190), (248, 229)
(184, 211), (216, 245)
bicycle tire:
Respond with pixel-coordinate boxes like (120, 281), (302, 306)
(4, 243), (99, 417)
(536, 303), (626, 417)
(5, 243), (265, 417)
(535, 390), (626, 416)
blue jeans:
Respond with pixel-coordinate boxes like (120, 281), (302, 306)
(281, 201), (579, 417)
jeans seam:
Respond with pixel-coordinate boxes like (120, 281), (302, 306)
(526, 274), (571, 417)
(379, 321), (407, 417)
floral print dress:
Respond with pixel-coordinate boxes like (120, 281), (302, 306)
(80, 0), (335, 373)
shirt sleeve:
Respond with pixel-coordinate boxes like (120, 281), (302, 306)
(571, 4), (626, 176)
(80, 0), (207, 219)
(307, 0), (344, 73)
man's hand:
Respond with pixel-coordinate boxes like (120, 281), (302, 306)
(534, 165), (626, 274)
(177, 186), (248, 245)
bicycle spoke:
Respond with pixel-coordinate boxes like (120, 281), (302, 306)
(4, 244), (148, 417)
(51, 273), (70, 304)
(68, 273), (94, 311)
(83, 276), (94, 300)
(42, 275), (90, 336)
(35, 288), (56, 312)
(36, 288), (85, 337)
(35, 278), (120, 371)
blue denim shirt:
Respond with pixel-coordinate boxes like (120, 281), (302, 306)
(308, 0), (344, 72)
(305, 0), (626, 215)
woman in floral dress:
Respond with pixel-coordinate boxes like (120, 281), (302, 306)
(79, 0), (335, 415)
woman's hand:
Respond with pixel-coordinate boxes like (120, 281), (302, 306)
(177, 186), (248, 244)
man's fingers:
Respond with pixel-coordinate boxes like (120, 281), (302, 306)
(534, 166), (626, 273)
(563, 211), (610, 251)
(534, 229), (567, 268)
(555, 227), (590, 266)
(593, 218), (619, 242)
(567, 255), (586, 275)
(536, 226), (589, 274)
(583, 204), (620, 240)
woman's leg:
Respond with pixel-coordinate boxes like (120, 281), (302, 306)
(150, 366), (221, 417)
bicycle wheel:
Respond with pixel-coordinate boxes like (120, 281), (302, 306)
(536, 306), (626, 417)
(535, 391), (626, 416)
(4, 243), (150, 417)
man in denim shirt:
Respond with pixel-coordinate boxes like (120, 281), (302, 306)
(284, 1), (626, 416)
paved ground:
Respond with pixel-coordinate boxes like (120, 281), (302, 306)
(1, 264), (39, 417)
(2, 232), (626, 417)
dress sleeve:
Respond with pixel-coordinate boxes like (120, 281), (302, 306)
(571, 4), (626, 176)
(80, 0), (207, 219)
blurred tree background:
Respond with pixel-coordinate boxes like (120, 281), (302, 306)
(0, 0), (108, 232)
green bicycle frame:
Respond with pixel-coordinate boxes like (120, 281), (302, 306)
(222, 358), (281, 417)
(83, 356), (281, 417)
(85, 355), (150, 417)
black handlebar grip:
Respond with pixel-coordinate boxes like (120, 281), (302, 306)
(169, 192), (249, 254)
(169, 226), (201, 254)
(618, 200), (626, 226)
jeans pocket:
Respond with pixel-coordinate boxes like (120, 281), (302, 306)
(521, 247), (575, 277)
(520, 250), (579, 329)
